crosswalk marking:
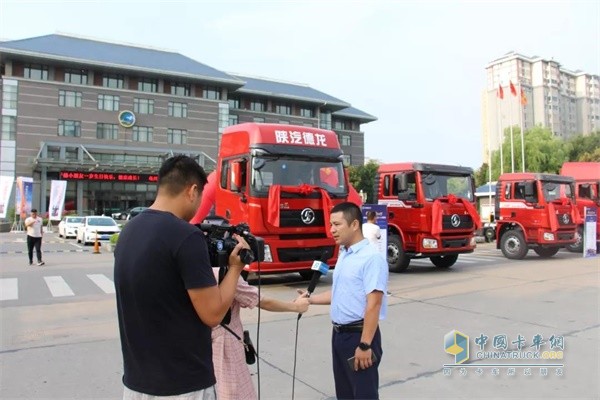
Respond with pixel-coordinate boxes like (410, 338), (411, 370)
(44, 276), (75, 297)
(0, 278), (18, 301)
(87, 274), (115, 294)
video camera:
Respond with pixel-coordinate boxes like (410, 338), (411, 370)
(195, 217), (265, 269)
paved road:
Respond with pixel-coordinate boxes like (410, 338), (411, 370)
(1, 232), (598, 399)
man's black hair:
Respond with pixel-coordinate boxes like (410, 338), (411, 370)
(331, 202), (363, 229)
(366, 210), (377, 220)
(158, 155), (208, 196)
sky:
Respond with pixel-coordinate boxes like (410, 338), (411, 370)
(1, 0), (598, 170)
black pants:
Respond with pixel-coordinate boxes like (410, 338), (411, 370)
(332, 327), (382, 399)
(27, 236), (42, 263)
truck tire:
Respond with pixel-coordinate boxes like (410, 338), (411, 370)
(500, 230), (528, 260)
(566, 226), (583, 253)
(387, 235), (410, 272)
(430, 254), (458, 268)
(484, 227), (495, 243)
(533, 247), (559, 258)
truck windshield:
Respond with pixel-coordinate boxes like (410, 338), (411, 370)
(421, 173), (474, 202)
(541, 181), (574, 202)
(251, 157), (347, 195)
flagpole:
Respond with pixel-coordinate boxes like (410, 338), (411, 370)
(509, 97), (515, 173)
(519, 82), (526, 172)
(497, 90), (504, 175)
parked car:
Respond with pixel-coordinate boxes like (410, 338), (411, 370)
(126, 207), (148, 220)
(58, 216), (85, 238)
(76, 216), (121, 245)
(111, 210), (129, 220)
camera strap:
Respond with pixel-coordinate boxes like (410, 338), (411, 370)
(220, 323), (255, 355)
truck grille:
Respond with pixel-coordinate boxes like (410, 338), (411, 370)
(277, 246), (334, 263)
(557, 213), (573, 226)
(442, 215), (474, 230)
(557, 232), (574, 241)
(279, 209), (325, 228)
(441, 238), (469, 248)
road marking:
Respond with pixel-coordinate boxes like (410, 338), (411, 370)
(70, 242), (84, 250)
(44, 276), (75, 297)
(87, 274), (115, 294)
(0, 278), (18, 300)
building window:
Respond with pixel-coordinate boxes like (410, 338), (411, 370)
(167, 129), (187, 144)
(340, 134), (351, 146)
(2, 82), (18, 110)
(64, 69), (88, 85)
(58, 120), (81, 137)
(341, 154), (351, 166)
(250, 100), (266, 112)
(103, 74), (124, 89)
(96, 123), (119, 140)
(300, 107), (314, 118)
(319, 111), (331, 129)
(168, 101), (188, 118)
(170, 82), (191, 97)
(203, 86), (221, 100)
(279, 120), (289, 125)
(97, 94), (120, 111)
(24, 64), (49, 80)
(138, 77), (158, 93)
(275, 103), (291, 115)
(59, 90), (82, 107)
(228, 115), (239, 126)
(253, 117), (265, 123)
(218, 103), (229, 134)
(133, 126), (153, 142)
(1, 116), (16, 140)
(134, 98), (154, 114)
(228, 97), (240, 109)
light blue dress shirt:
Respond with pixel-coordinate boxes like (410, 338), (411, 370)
(330, 238), (388, 325)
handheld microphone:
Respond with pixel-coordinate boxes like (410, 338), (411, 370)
(306, 260), (330, 295)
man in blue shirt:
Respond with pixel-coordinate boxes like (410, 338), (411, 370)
(300, 202), (388, 399)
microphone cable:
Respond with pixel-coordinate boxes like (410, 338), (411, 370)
(254, 240), (262, 400)
(291, 296), (304, 400)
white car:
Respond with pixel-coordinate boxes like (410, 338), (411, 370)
(76, 216), (121, 245)
(58, 216), (85, 238)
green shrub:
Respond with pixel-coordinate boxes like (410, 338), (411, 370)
(110, 233), (120, 245)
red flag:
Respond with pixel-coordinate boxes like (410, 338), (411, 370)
(520, 88), (528, 106)
(509, 81), (517, 96)
(497, 84), (504, 99)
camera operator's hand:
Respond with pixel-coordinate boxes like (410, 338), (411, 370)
(228, 234), (250, 270)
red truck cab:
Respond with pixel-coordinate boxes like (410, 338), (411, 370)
(560, 162), (600, 252)
(212, 123), (350, 277)
(376, 162), (480, 272)
(495, 172), (577, 259)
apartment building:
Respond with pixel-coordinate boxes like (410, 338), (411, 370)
(482, 51), (599, 161)
(0, 34), (375, 215)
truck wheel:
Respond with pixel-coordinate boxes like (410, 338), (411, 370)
(387, 235), (410, 272)
(533, 247), (559, 258)
(484, 227), (495, 243)
(566, 226), (583, 253)
(500, 230), (528, 260)
(430, 254), (458, 268)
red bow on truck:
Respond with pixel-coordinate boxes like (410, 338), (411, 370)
(431, 195), (482, 235)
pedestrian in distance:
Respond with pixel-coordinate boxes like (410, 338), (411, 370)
(298, 202), (388, 400)
(25, 209), (44, 266)
(362, 210), (381, 248)
(114, 155), (251, 400)
(210, 267), (311, 400)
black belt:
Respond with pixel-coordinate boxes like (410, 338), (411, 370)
(332, 320), (364, 333)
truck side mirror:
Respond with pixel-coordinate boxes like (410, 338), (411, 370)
(231, 161), (242, 192)
(397, 174), (410, 201)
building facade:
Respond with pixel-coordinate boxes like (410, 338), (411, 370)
(0, 34), (375, 216)
(482, 51), (599, 161)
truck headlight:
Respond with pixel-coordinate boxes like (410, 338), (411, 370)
(422, 238), (438, 249)
(543, 232), (555, 241)
(263, 244), (273, 262)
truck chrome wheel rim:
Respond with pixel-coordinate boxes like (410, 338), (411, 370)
(388, 245), (399, 263)
(506, 236), (521, 253)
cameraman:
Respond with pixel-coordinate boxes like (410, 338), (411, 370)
(114, 155), (250, 400)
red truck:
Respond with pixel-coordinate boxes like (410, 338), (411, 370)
(191, 123), (354, 278)
(494, 172), (578, 259)
(376, 163), (481, 272)
(560, 162), (600, 252)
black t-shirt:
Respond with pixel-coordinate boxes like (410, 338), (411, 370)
(114, 209), (217, 396)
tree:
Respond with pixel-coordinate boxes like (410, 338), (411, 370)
(565, 131), (600, 161)
(474, 163), (490, 187)
(348, 160), (379, 203)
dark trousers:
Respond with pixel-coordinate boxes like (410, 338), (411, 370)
(27, 236), (42, 263)
(332, 327), (382, 400)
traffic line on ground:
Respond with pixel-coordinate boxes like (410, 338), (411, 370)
(87, 274), (115, 294)
(0, 249), (90, 254)
(0, 278), (18, 301)
(44, 276), (75, 297)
